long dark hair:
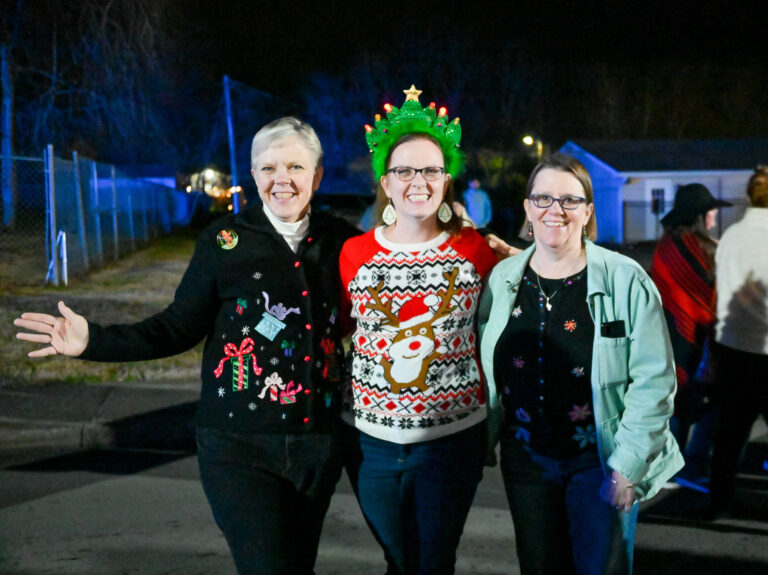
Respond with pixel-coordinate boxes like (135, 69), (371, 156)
(665, 216), (717, 265)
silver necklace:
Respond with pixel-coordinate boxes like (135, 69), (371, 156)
(533, 271), (560, 311)
(531, 257), (585, 311)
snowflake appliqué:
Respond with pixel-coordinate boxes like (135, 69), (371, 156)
(564, 319), (578, 332)
(364, 412), (379, 424)
(218, 387), (225, 397)
(380, 416), (395, 428)
(569, 403), (592, 422)
(571, 366), (585, 377)
(513, 357), (525, 369)
(252, 272), (262, 280)
(572, 424), (596, 448)
(515, 427), (531, 443)
(397, 418), (415, 429)
(249, 402), (257, 411)
(241, 326), (250, 336)
(511, 306), (522, 318)
(269, 357), (280, 366)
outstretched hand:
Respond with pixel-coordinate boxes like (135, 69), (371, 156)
(14, 301), (89, 358)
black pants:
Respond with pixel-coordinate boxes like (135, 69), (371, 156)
(709, 342), (768, 513)
(196, 427), (343, 575)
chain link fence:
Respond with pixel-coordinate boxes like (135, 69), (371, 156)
(1, 146), (194, 288)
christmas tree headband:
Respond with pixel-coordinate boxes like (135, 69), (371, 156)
(364, 85), (464, 180)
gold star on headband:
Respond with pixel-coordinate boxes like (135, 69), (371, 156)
(403, 84), (423, 102)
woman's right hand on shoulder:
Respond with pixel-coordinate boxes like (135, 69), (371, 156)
(14, 301), (89, 358)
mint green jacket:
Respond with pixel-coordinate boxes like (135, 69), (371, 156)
(478, 241), (683, 502)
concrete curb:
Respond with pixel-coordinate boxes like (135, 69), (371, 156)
(0, 381), (200, 451)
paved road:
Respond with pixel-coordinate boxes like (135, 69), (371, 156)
(1, 441), (767, 575)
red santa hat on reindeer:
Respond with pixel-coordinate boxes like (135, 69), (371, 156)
(397, 294), (441, 329)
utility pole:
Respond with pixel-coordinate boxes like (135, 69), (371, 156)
(223, 75), (239, 214)
(1, 45), (15, 227)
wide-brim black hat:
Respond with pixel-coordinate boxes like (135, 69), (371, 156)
(660, 183), (733, 227)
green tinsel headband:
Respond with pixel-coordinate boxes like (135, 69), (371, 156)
(364, 85), (465, 180)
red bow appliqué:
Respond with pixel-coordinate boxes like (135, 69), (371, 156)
(213, 338), (263, 390)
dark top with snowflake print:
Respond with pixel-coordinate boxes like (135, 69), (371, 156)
(494, 265), (597, 458)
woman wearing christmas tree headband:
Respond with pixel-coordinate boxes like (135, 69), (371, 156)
(339, 85), (498, 574)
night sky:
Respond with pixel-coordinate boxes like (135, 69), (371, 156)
(3, 0), (766, 167)
(190, 0), (766, 95)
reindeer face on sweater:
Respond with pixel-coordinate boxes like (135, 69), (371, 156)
(365, 268), (459, 394)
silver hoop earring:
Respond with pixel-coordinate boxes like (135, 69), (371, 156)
(437, 201), (452, 223)
(382, 199), (397, 226)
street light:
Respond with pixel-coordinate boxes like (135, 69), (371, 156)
(522, 134), (544, 162)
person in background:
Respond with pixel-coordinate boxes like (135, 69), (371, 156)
(708, 167), (768, 518)
(479, 153), (682, 575)
(649, 183), (731, 490)
(462, 177), (493, 228)
(340, 86), (497, 575)
(15, 117), (360, 575)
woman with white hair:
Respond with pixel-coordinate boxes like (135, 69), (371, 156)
(15, 117), (360, 575)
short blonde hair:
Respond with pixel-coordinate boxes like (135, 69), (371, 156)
(250, 117), (323, 171)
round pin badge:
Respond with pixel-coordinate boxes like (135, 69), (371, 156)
(217, 229), (239, 250)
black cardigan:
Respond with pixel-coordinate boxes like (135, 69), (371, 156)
(82, 205), (360, 434)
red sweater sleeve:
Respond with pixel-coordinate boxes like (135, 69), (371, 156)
(448, 227), (498, 279)
(338, 230), (382, 335)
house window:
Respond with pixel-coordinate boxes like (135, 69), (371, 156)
(651, 188), (665, 214)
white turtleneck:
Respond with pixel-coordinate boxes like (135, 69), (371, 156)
(262, 203), (310, 253)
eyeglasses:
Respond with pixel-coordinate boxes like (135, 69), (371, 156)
(529, 194), (587, 210)
(385, 166), (446, 181)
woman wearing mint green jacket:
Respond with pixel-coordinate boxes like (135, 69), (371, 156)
(478, 154), (683, 575)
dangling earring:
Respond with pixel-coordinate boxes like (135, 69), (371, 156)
(437, 201), (452, 223)
(582, 225), (588, 241)
(527, 222), (534, 238)
(382, 199), (397, 226)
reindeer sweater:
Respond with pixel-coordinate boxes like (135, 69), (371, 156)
(339, 226), (497, 443)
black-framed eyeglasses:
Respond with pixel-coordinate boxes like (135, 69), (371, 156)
(529, 193), (587, 210)
(385, 166), (446, 182)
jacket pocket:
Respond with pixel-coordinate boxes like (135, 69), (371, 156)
(596, 337), (629, 388)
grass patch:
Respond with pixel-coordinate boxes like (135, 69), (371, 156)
(1, 229), (203, 387)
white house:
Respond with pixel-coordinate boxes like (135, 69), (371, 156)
(559, 139), (768, 243)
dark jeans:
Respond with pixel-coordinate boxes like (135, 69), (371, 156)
(196, 427), (343, 575)
(710, 342), (768, 514)
(500, 433), (638, 575)
(352, 422), (486, 575)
